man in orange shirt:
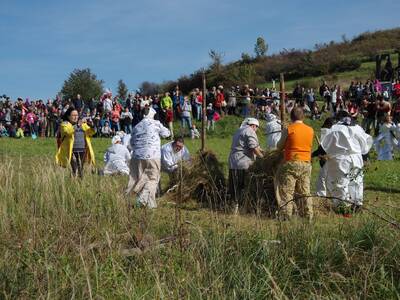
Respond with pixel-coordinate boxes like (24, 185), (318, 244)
(275, 107), (314, 220)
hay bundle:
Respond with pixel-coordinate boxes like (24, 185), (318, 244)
(246, 150), (330, 217)
(245, 150), (283, 216)
(170, 151), (226, 206)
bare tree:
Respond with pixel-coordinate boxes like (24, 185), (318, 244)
(209, 49), (224, 72)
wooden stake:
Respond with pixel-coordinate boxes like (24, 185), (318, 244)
(201, 70), (206, 152)
(279, 73), (286, 127)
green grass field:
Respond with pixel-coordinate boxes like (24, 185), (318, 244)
(0, 116), (400, 298)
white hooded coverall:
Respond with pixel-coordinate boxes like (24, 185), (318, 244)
(125, 108), (170, 208)
(264, 113), (282, 150)
(103, 143), (131, 175)
(321, 123), (372, 206)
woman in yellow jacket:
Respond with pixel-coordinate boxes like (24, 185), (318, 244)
(55, 107), (96, 177)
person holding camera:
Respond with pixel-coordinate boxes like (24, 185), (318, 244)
(55, 107), (96, 177)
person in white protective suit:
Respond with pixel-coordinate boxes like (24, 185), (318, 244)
(312, 117), (334, 197)
(264, 113), (282, 150)
(161, 137), (191, 174)
(125, 107), (170, 208)
(374, 115), (398, 160)
(103, 135), (131, 175)
(321, 111), (373, 209)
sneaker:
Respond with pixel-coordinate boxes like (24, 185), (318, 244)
(135, 197), (143, 208)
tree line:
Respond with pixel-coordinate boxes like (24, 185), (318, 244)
(60, 28), (400, 100)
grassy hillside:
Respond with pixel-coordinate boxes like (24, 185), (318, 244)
(0, 116), (399, 298)
(260, 53), (399, 92)
(147, 28), (400, 94)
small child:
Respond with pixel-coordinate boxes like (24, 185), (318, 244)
(0, 123), (9, 137)
(191, 124), (200, 139)
(206, 103), (215, 131)
(312, 102), (321, 120)
(102, 121), (112, 137)
(16, 127), (24, 138)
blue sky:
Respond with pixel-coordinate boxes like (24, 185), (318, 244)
(1, 0), (399, 99)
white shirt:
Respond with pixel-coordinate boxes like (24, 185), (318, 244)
(103, 98), (113, 113)
(121, 111), (133, 120)
(140, 99), (151, 109)
(191, 128), (200, 138)
(331, 89), (337, 103)
(131, 118), (170, 160)
(229, 125), (259, 170)
(161, 141), (191, 173)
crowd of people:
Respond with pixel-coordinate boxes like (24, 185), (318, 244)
(2, 77), (400, 217)
(1, 79), (400, 140)
(0, 84), (282, 140)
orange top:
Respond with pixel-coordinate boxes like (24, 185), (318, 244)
(284, 122), (314, 162)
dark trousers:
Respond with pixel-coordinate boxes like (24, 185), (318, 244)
(324, 96), (331, 111)
(228, 169), (247, 205)
(228, 106), (236, 115)
(71, 151), (85, 177)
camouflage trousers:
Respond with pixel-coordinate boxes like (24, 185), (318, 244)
(275, 161), (313, 220)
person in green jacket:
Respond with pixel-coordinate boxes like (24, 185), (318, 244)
(161, 92), (174, 139)
(161, 92), (173, 110)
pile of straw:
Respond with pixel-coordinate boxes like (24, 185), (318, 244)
(245, 150), (284, 216)
(170, 151), (226, 207)
(247, 150), (330, 216)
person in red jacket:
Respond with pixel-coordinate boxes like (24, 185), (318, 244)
(214, 88), (225, 116)
(394, 79), (400, 99)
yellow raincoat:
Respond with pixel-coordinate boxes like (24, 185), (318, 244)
(55, 121), (96, 167)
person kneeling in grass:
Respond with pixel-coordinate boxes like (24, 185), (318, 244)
(161, 136), (191, 187)
(103, 135), (131, 176)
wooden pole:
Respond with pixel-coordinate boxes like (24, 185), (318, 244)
(201, 70), (206, 152)
(279, 73), (286, 128)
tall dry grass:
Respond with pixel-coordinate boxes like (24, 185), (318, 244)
(0, 156), (399, 299)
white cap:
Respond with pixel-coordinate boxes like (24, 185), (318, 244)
(112, 135), (121, 144)
(240, 117), (250, 128)
(240, 117), (259, 128)
(247, 117), (259, 127)
(116, 131), (126, 137)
